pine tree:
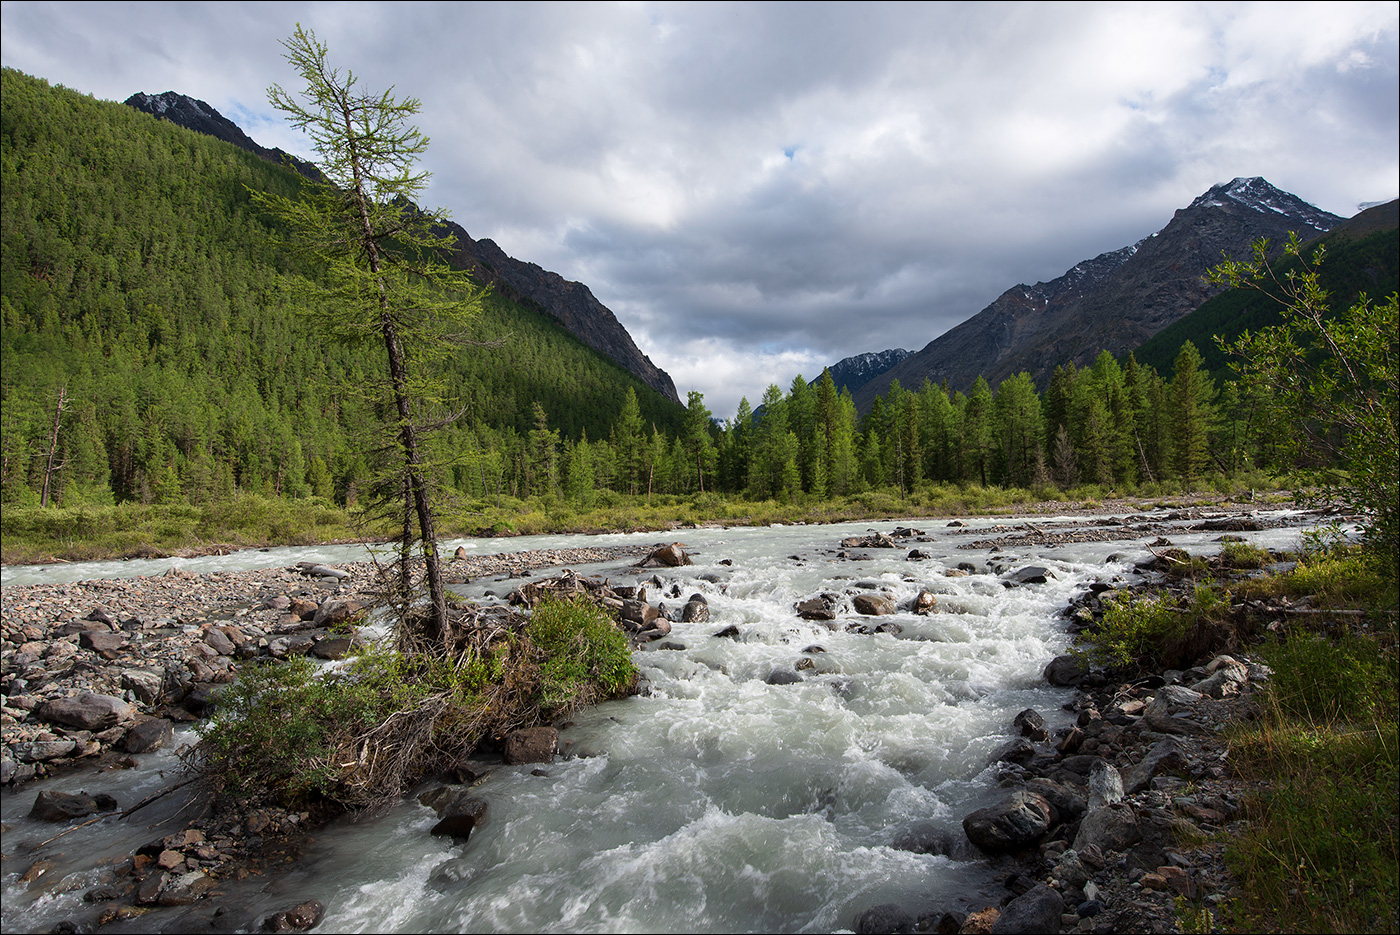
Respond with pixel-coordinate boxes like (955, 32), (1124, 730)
(1169, 341), (1216, 485)
(253, 26), (487, 649)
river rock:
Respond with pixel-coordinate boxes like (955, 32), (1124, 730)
(29, 790), (117, 822)
(852, 903), (915, 934)
(1073, 802), (1142, 853)
(1121, 739), (1188, 794)
(912, 590), (938, 615)
(680, 595), (710, 622)
(503, 726), (557, 765)
(1012, 708), (1047, 741)
(1024, 777), (1086, 822)
(311, 636), (356, 660)
(890, 819), (960, 857)
(38, 692), (133, 731)
(12, 740), (78, 762)
(765, 669), (802, 685)
(430, 797), (489, 841)
(201, 627), (235, 655)
(262, 899), (326, 932)
(989, 883), (1063, 934)
(853, 593), (895, 616)
(1087, 761), (1124, 810)
(80, 630), (125, 654)
(122, 668), (165, 705)
(289, 598), (319, 621)
(795, 595), (837, 620)
(1008, 565), (1053, 585)
(962, 790), (1054, 854)
(1043, 654), (1088, 686)
(642, 543), (691, 567)
(313, 599), (357, 628)
(620, 600), (661, 630)
(123, 717), (174, 754)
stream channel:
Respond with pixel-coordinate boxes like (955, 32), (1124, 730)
(1, 510), (1320, 933)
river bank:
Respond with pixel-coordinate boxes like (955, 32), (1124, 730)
(4, 506), (1377, 933)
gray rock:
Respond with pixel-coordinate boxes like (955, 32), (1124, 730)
(122, 668), (164, 705)
(1043, 654), (1088, 686)
(430, 797), (489, 841)
(891, 820), (960, 857)
(1008, 565), (1054, 585)
(503, 726), (557, 765)
(962, 791), (1054, 854)
(795, 596), (837, 620)
(680, 599), (710, 623)
(1013, 708), (1047, 741)
(765, 669), (802, 685)
(1072, 802), (1142, 853)
(37, 692), (133, 731)
(30, 790), (116, 822)
(989, 883), (1063, 934)
(202, 627), (236, 655)
(853, 903), (915, 934)
(313, 599), (356, 628)
(1121, 739), (1188, 794)
(11, 740), (77, 762)
(1087, 761), (1124, 810)
(80, 630), (125, 653)
(123, 717), (174, 754)
(853, 593), (896, 616)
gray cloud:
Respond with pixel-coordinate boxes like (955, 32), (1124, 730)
(4, 1), (1396, 417)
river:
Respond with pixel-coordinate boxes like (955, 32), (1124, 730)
(1, 509), (1319, 933)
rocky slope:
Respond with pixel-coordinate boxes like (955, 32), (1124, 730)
(855, 178), (1342, 407)
(822, 348), (912, 395)
(123, 91), (679, 405)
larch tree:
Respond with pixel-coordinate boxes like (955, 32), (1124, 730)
(255, 25), (488, 649)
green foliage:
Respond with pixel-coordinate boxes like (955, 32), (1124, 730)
(1261, 631), (1395, 725)
(527, 597), (638, 715)
(1219, 540), (1270, 569)
(1210, 234), (1400, 566)
(1088, 590), (1193, 668)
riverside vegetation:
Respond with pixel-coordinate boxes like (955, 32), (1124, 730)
(3, 35), (1396, 934)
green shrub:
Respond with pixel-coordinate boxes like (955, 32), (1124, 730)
(1220, 540), (1271, 569)
(1261, 631), (1395, 725)
(527, 597), (638, 715)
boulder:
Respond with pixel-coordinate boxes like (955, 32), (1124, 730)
(853, 593), (896, 616)
(1012, 708), (1047, 741)
(12, 740), (78, 762)
(311, 636), (357, 660)
(642, 543), (691, 567)
(620, 600), (661, 630)
(765, 669), (802, 685)
(989, 883), (1063, 934)
(503, 726), (557, 765)
(30, 790), (117, 822)
(841, 533), (897, 549)
(200, 627), (235, 655)
(123, 717), (174, 754)
(680, 599), (710, 623)
(38, 692), (133, 731)
(890, 819), (960, 857)
(795, 595), (837, 620)
(1073, 803), (1142, 853)
(430, 797), (489, 841)
(1087, 761), (1125, 810)
(313, 599), (358, 628)
(1043, 654), (1088, 686)
(289, 598), (319, 621)
(80, 630), (125, 654)
(262, 900), (326, 932)
(852, 904), (915, 934)
(1008, 565), (1054, 585)
(122, 668), (165, 705)
(1120, 739), (1188, 794)
(912, 590), (938, 615)
(962, 791), (1054, 854)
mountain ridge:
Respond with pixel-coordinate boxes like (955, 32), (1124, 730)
(852, 177), (1343, 409)
(123, 90), (679, 404)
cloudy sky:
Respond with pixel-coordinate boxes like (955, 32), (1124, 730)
(3, 2), (1397, 417)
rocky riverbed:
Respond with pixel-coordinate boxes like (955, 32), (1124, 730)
(2, 512), (1332, 933)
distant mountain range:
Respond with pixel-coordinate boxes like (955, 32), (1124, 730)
(126, 91), (679, 404)
(853, 177), (1344, 408)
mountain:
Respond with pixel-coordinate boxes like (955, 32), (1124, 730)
(854, 177), (1343, 408)
(123, 91), (679, 405)
(821, 348), (911, 396)
(125, 91), (321, 181)
(1132, 200), (1398, 381)
(444, 228), (678, 403)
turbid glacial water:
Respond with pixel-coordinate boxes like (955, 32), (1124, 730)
(1, 511), (1321, 933)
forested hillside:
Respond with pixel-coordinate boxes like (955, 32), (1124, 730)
(1133, 211), (1398, 382)
(0, 69), (682, 509)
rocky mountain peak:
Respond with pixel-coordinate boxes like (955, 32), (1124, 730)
(1187, 176), (1337, 233)
(125, 91), (321, 181)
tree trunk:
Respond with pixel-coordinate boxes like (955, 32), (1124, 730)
(40, 385), (67, 508)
